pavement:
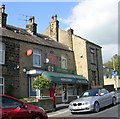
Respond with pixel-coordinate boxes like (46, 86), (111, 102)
(46, 103), (69, 113)
(56, 103), (69, 111)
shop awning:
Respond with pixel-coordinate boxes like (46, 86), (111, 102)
(41, 71), (88, 84)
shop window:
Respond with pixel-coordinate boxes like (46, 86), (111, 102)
(42, 89), (50, 97)
(33, 49), (41, 67)
(55, 84), (62, 96)
(0, 42), (5, 64)
(90, 48), (95, 64)
(61, 55), (68, 69)
(68, 84), (77, 96)
(0, 77), (4, 94)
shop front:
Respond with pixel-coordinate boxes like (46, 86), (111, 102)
(27, 70), (88, 104)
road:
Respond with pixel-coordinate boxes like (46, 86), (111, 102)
(48, 103), (120, 119)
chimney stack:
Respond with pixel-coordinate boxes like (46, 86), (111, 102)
(67, 28), (74, 50)
(26, 16), (37, 35)
(0, 4), (8, 28)
(67, 28), (74, 35)
(49, 14), (59, 42)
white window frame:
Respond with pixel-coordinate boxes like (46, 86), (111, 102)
(0, 77), (4, 94)
(0, 42), (5, 64)
(61, 55), (68, 69)
(33, 49), (41, 67)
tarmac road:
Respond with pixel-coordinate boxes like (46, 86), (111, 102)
(48, 98), (120, 119)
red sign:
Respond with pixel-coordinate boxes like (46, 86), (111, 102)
(47, 53), (57, 65)
(26, 49), (33, 56)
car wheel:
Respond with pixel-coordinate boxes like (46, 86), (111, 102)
(94, 102), (100, 113)
(112, 97), (116, 106)
(32, 115), (42, 119)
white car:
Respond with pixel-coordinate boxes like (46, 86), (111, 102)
(69, 88), (117, 113)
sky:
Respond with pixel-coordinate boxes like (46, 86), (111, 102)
(1, 0), (119, 63)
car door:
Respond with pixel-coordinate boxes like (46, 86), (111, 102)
(99, 89), (110, 107)
(2, 96), (30, 119)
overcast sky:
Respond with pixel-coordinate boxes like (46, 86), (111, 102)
(2, 0), (119, 63)
(62, 0), (118, 63)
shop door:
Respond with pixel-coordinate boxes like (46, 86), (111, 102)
(62, 84), (68, 102)
(29, 77), (40, 97)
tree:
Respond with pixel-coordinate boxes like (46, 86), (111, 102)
(104, 55), (120, 75)
(32, 76), (51, 97)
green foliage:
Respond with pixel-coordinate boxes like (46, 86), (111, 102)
(32, 76), (51, 90)
(104, 55), (120, 75)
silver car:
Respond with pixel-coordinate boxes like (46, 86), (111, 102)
(69, 88), (117, 113)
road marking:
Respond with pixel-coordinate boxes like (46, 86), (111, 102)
(48, 109), (69, 117)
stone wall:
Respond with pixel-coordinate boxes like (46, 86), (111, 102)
(29, 98), (54, 112)
(2, 37), (20, 97)
(2, 36), (76, 98)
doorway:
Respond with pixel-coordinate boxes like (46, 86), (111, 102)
(62, 84), (68, 102)
(29, 76), (40, 97)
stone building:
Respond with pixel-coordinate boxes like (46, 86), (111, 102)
(44, 15), (104, 88)
(0, 5), (88, 103)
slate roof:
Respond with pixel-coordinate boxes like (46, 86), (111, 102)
(1, 25), (71, 51)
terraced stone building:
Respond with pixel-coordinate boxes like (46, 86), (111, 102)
(0, 5), (103, 103)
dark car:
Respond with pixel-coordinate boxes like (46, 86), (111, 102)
(0, 94), (48, 119)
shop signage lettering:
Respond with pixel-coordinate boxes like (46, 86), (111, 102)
(54, 67), (75, 74)
(61, 78), (72, 82)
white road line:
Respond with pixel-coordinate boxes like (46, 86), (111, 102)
(48, 109), (69, 117)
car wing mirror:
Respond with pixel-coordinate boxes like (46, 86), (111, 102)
(100, 92), (104, 96)
(23, 104), (28, 109)
(21, 104), (27, 109)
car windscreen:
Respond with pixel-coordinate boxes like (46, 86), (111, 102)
(80, 89), (99, 97)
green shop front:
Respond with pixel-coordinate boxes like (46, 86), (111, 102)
(27, 69), (88, 103)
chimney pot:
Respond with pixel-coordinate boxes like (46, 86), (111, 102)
(2, 4), (5, 13)
(0, 4), (7, 28)
(51, 14), (57, 21)
(26, 16), (37, 35)
(29, 16), (34, 24)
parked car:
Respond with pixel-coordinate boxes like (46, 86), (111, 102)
(0, 94), (48, 119)
(69, 88), (117, 113)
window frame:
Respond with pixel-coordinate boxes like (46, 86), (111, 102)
(0, 77), (4, 94)
(0, 42), (5, 64)
(90, 48), (95, 64)
(61, 55), (68, 69)
(33, 48), (41, 67)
